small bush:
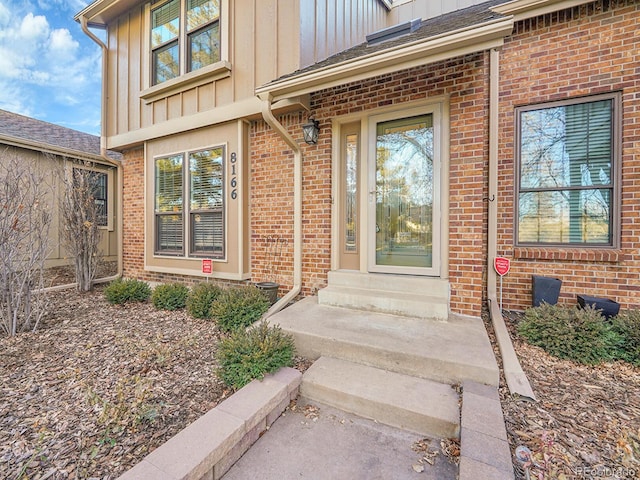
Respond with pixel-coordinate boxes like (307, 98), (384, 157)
(152, 283), (189, 311)
(216, 321), (295, 389)
(518, 303), (619, 365)
(211, 286), (270, 332)
(104, 278), (151, 305)
(186, 283), (223, 319)
(611, 310), (640, 366)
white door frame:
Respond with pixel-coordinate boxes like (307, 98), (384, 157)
(331, 99), (450, 279)
(367, 103), (442, 276)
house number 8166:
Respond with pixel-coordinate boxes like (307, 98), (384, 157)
(230, 152), (237, 200)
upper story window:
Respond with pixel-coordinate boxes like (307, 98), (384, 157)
(516, 93), (619, 247)
(154, 147), (225, 257)
(151, 0), (220, 85)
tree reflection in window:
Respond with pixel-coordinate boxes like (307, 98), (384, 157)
(518, 98), (614, 245)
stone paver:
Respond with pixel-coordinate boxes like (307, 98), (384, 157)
(222, 402), (457, 480)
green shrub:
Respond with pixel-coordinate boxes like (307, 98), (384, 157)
(518, 303), (619, 365)
(104, 278), (151, 305)
(211, 286), (270, 332)
(152, 283), (189, 311)
(216, 321), (295, 389)
(186, 283), (223, 319)
(611, 310), (640, 366)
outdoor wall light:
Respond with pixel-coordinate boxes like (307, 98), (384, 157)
(302, 116), (320, 145)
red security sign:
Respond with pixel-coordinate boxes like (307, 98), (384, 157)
(202, 259), (213, 274)
(494, 257), (510, 277)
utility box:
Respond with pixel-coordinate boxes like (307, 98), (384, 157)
(531, 275), (562, 307)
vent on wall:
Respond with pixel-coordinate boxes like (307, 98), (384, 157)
(366, 18), (422, 45)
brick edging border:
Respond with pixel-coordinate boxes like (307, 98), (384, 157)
(117, 367), (302, 480)
(459, 381), (515, 480)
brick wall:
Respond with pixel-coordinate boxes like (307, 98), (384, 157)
(251, 53), (491, 317)
(121, 147), (241, 288)
(496, 0), (640, 310)
(122, 147), (145, 279)
(120, 0), (639, 316)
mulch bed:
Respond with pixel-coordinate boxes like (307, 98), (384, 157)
(3, 285), (639, 479)
(488, 310), (640, 479)
(0, 287), (309, 480)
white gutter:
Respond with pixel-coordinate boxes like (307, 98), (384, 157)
(487, 48), (535, 400)
(73, 16), (123, 286)
(258, 94), (303, 318)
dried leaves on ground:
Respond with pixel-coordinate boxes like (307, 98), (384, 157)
(490, 311), (640, 479)
(1, 287), (228, 480)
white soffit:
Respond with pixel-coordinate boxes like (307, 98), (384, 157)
(491, 0), (595, 20)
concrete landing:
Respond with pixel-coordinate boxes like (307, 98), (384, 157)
(222, 401), (457, 480)
(269, 297), (499, 387)
(318, 271), (449, 320)
(301, 357), (460, 438)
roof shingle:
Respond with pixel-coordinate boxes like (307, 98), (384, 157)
(0, 109), (121, 161)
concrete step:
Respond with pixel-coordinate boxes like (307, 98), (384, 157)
(326, 271), (450, 296)
(318, 271), (450, 320)
(270, 297), (499, 387)
(318, 285), (448, 320)
(300, 357), (460, 439)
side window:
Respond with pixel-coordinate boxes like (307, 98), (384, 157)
(151, 0), (221, 85)
(516, 94), (618, 246)
(186, 0), (220, 72)
(155, 154), (184, 254)
(189, 147), (224, 257)
(151, 0), (180, 85)
(72, 168), (109, 227)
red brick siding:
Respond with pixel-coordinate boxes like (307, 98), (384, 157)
(251, 53), (491, 317)
(497, 0), (640, 310)
(121, 147), (241, 288)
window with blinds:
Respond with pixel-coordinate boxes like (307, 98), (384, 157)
(154, 148), (225, 257)
(516, 94), (618, 246)
(155, 154), (184, 254)
(151, 0), (221, 85)
(189, 148), (224, 257)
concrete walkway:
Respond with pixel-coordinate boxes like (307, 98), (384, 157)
(222, 401), (457, 480)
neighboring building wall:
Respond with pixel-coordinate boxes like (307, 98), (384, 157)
(496, 0), (640, 310)
(299, 0), (389, 68)
(388, 0), (493, 24)
(0, 145), (118, 268)
(250, 54), (491, 317)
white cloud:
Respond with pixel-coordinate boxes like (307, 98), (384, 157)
(0, 1), (102, 133)
(0, 3), (10, 26)
(19, 12), (49, 40)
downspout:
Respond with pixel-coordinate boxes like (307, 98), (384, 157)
(487, 48), (535, 400)
(258, 94), (302, 317)
(80, 16), (123, 285)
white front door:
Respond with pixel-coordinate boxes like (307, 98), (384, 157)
(368, 105), (441, 276)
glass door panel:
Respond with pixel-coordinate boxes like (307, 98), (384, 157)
(374, 114), (434, 270)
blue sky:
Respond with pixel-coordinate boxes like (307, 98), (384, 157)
(0, 0), (103, 135)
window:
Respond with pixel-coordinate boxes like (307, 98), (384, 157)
(189, 149), (224, 256)
(516, 94), (618, 246)
(154, 147), (224, 257)
(72, 168), (108, 227)
(151, 0), (220, 85)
